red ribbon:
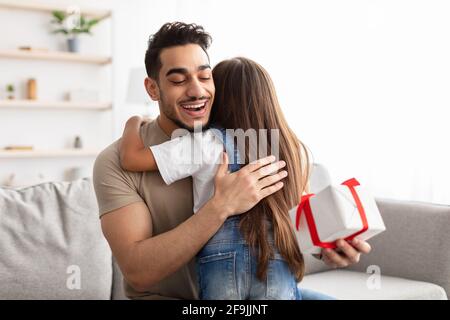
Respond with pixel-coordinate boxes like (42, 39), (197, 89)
(295, 178), (369, 249)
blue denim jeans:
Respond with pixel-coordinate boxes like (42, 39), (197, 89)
(298, 288), (336, 300)
(196, 216), (336, 300)
(196, 216), (297, 299)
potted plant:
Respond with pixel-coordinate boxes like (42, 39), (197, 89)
(6, 84), (15, 100)
(50, 10), (102, 53)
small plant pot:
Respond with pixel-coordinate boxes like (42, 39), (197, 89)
(67, 37), (80, 53)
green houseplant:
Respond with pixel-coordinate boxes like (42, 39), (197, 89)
(50, 10), (101, 53)
(6, 84), (15, 100)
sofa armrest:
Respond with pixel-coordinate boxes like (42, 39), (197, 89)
(348, 198), (450, 296)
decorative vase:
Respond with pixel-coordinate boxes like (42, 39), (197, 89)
(74, 136), (83, 149)
(67, 37), (79, 53)
(27, 78), (37, 100)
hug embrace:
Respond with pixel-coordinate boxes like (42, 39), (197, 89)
(93, 22), (371, 300)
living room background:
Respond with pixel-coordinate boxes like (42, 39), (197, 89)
(0, 0), (448, 206)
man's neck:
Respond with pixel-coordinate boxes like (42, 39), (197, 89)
(157, 114), (180, 137)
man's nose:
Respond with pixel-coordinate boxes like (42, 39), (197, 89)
(186, 78), (207, 99)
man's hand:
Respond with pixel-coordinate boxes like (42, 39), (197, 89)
(211, 153), (287, 220)
(321, 238), (372, 268)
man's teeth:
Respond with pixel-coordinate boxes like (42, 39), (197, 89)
(181, 102), (206, 110)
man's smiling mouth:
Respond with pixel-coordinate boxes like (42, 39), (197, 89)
(179, 100), (208, 117)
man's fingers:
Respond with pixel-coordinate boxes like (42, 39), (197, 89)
(336, 239), (360, 264)
(215, 152), (229, 177)
(321, 252), (338, 269)
(351, 238), (372, 254)
(258, 170), (288, 189)
(242, 155), (276, 173)
(259, 181), (284, 199)
(320, 239), (370, 269)
(253, 160), (286, 179)
(322, 248), (350, 268)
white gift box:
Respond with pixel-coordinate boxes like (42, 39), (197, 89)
(289, 178), (386, 255)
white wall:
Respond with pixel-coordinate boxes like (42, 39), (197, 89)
(1, 0), (448, 205)
(160, 0), (450, 205)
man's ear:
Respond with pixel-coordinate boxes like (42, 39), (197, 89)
(144, 77), (160, 101)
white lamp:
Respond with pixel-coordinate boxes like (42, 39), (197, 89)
(126, 67), (159, 119)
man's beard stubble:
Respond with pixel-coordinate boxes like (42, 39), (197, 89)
(159, 90), (210, 133)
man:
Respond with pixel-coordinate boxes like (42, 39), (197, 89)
(93, 22), (371, 300)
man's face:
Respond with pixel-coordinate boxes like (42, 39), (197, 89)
(153, 44), (215, 131)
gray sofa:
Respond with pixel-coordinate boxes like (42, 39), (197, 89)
(0, 164), (449, 300)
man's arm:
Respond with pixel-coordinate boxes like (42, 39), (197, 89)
(101, 198), (226, 291)
(101, 153), (287, 291)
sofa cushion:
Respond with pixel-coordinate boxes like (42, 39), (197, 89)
(300, 270), (447, 300)
(347, 198), (450, 298)
(0, 178), (112, 299)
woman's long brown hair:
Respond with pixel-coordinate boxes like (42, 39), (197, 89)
(210, 57), (311, 282)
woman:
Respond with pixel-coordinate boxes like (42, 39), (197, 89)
(119, 57), (334, 300)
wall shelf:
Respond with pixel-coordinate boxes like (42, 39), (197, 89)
(0, 149), (99, 159)
(0, 49), (112, 65)
(0, 1), (113, 183)
(0, 0), (111, 20)
(0, 99), (112, 111)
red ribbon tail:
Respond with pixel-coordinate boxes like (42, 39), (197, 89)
(341, 177), (360, 188)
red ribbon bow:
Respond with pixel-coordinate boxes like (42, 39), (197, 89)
(295, 178), (369, 249)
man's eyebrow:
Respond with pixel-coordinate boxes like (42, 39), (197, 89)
(166, 68), (188, 77)
(198, 64), (211, 71)
(165, 64), (211, 77)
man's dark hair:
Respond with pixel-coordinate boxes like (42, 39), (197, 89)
(144, 22), (212, 81)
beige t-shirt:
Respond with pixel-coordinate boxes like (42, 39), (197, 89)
(92, 118), (198, 300)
